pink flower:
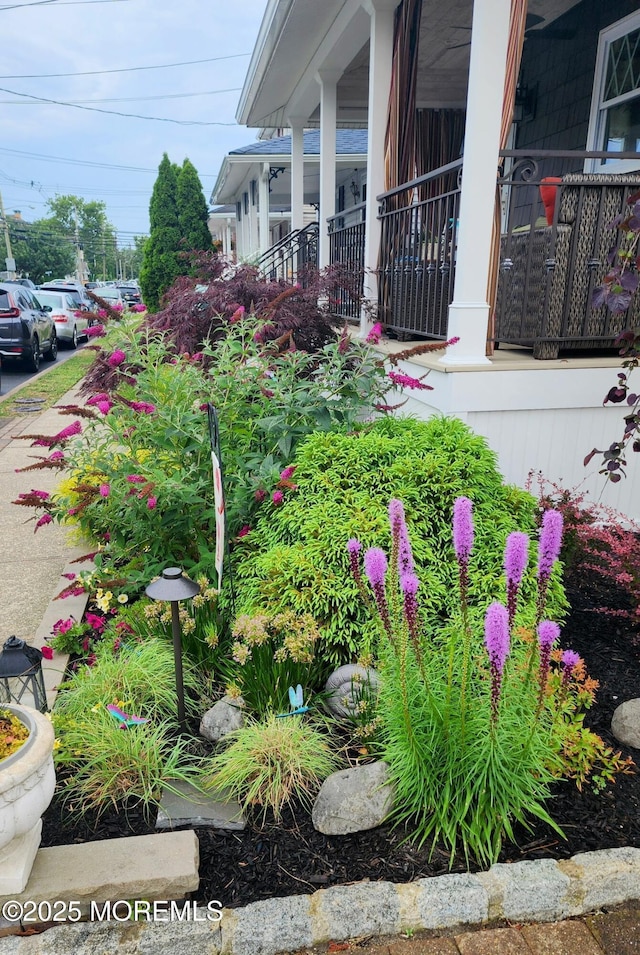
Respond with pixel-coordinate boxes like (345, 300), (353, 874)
(30, 489), (49, 500)
(48, 451), (65, 462)
(130, 401), (156, 414)
(99, 483), (110, 498)
(237, 525), (251, 538)
(62, 573), (76, 580)
(126, 474), (146, 483)
(338, 325), (350, 354)
(97, 308), (107, 318)
(255, 488), (267, 503)
(387, 371), (433, 391)
(147, 496), (157, 510)
(52, 617), (74, 636)
(272, 490), (284, 505)
(85, 612), (106, 632)
(86, 324), (106, 338)
(40, 645), (54, 660)
(103, 531), (111, 541)
(107, 349), (126, 367)
(229, 305), (245, 323)
(34, 513), (53, 532)
(366, 322), (383, 344)
(96, 400), (112, 415)
(280, 465), (297, 481)
(86, 393), (110, 406)
(55, 420), (82, 443)
(191, 352), (203, 362)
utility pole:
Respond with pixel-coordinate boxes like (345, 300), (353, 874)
(0, 188), (16, 280)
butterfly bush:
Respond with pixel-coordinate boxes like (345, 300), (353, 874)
(348, 496), (628, 865)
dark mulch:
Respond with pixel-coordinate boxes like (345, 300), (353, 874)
(40, 565), (640, 908)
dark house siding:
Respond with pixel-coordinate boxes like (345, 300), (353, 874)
(516, 0), (640, 177)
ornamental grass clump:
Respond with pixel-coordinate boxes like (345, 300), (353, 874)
(204, 714), (338, 820)
(349, 496), (629, 866)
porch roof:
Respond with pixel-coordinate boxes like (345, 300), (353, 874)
(237, 0), (583, 130)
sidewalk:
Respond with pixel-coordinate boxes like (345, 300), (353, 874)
(1, 384), (639, 954)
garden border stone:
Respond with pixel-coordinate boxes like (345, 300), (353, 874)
(1, 847), (640, 953)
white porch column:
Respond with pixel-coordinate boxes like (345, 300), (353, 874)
(361, 0), (399, 335)
(288, 119), (306, 233)
(316, 70), (341, 269)
(440, 0), (512, 366)
(225, 217), (233, 259)
(259, 162), (270, 257)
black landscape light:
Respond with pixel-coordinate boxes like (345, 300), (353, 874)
(0, 636), (48, 713)
(145, 567), (200, 731)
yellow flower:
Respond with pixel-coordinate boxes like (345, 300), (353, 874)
(53, 739), (61, 750)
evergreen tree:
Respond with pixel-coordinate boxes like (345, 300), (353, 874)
(176, 158), (212, 261)
(140, 153), (181, 310)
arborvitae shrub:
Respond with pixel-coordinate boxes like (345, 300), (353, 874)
(232, 416), (566, 662)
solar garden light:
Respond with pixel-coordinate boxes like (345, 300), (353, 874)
(0, 636), (48, 713)
(145, 567), (200, 732)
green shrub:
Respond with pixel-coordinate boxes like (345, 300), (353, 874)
(204, 714), (338, 819)
(232, 416), (567, 662)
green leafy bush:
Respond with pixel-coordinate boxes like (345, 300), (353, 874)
(204, 714), (338, 819)
(233, 416), (567, 662)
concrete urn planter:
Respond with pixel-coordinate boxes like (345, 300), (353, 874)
(0, 703), (55, 893)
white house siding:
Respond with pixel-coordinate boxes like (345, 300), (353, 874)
(380, 348), (640, 523)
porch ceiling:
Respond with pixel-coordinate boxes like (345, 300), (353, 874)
(237, 0), (583, 129)
(212, 152), (367, 205)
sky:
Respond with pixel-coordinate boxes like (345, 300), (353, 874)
(0, 0), (269, 249)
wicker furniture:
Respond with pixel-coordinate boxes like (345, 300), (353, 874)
(495, 172), (640, 359)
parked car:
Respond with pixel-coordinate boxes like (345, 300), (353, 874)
(33, 290), (89, 348)
(3, 278), (36, 290)
(38, 281), (93, 310)
(93, 286), (127, 310)
(0, 283), (57, 371)
(116, 284), (142, 307)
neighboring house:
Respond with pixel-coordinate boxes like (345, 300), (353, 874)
(232, 0), (640, 522)
(208, 204), (237, 258)
(210, 129), (367, 266)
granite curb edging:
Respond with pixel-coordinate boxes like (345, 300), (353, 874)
(0, 847), (639, 954)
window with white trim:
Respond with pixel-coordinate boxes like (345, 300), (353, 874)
(587, 11), (640, 172)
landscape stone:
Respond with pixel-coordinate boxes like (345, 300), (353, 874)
(200, 696), (245, 742)
(156, 780), (246, 831)
(311, 760), (394, 835)
(611, 698), (640, 749)
(324, 665), (379, 718)
(0, 831), (199, 908)
(565, 847), (640, 911)
(521, 919), (604, 954)
(312, 881), (400, 942)
(476, 860), (571, 922)
(455, 927), (530, 954)
(224, 895), (312, 955)
(412, 874), (489, 929)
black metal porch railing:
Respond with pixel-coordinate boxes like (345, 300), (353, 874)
(377, 159), (462, 340)
(257, 222), (319, 283)
(327, 202), (366, 321)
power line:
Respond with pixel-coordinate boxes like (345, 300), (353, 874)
(0, 85), (239, 124)
(0, 0), (132, 9)
(0, 52), (251, 80)
(0, 86), (242, 105)
(0, 146), (157, 172)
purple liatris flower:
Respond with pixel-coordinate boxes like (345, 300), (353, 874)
(504, 531), (529, 628)
(401, 571), (422, 654)
(536, 620), (560, 701)
(484, 602), (510, 723)
(561, 649), (580, 689)
(364, 547), (393, 640)
(537, 509), (563, 580)
(453, 497), (474, 565)
(389, 498), (414, 577)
